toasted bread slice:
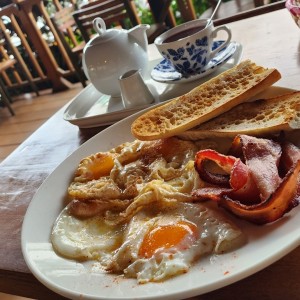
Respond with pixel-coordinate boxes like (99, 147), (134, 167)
(178, 91), (300, 140)
(131, 60), (281, 141)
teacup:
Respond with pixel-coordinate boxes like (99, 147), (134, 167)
(154, 19), (232, 76)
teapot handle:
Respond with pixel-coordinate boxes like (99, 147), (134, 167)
(93, 18), (106, 36)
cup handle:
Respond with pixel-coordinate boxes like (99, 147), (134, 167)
(209, 26), (232, 59)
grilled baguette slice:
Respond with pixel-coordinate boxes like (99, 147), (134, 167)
(131, 60), (281, 141)
(178, 91), (300, 140)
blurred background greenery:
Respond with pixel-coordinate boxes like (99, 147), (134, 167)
(132, 0), (212, 24)
(43, 0), (215, 25)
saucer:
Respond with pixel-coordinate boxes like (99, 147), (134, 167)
(151, 41), (240, 84)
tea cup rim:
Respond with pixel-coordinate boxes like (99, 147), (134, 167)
(154, 18), (211, 46)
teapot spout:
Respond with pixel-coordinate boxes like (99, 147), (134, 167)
(128, 24), (150, 52)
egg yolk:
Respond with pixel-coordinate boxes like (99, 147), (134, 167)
(90, 153), (114, 179)
(139, 221), (198, 258)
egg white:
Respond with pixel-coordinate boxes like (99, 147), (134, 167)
(108, 202), (244, 283)
(51, 205), (125, 260)
(51, 202), (244, 283)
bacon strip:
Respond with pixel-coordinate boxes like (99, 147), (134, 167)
(194, 148), (260, 204)
(280, 141), (300, 174)
(193, 135), (300, 224)
(192, 187), (232, 202)
(194, 149), (237, 187)
(232, 135), (282, 201)
(219, 160), (300, 224)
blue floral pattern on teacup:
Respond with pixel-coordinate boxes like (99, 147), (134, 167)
(151, 41), (238, 83)
(165, 47), (186, 62)
(161, 38), (225, 76)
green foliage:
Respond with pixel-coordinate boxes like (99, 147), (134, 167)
(136, 0), (211, 25)
(137, 4), (155, 24)
(192, 0), (211, 17)
(170, 0), (209, 24)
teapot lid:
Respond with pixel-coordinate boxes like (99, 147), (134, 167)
(86, 17), (122, 47)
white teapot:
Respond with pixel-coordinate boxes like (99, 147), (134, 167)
(82, 18), (150, 97)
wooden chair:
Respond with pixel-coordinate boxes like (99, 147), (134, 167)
(72, 0), (169, 44)
(147, 0), (196, 25)
(145, 0), (176, 43)
(0, 58), (18, 104)
(72, 0), (138, 43)
(177, 0), (197, 22)
(0, 55), (39, 106)
(0, 38), (39, 99)
(146, 0), (204, 42)
(0, 77), (14, 116)
(50, 6), (87, 88)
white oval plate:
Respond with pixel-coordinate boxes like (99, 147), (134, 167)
(22, 86), (300, 300)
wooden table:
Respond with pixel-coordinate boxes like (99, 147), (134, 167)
(0, 8), (299, 300)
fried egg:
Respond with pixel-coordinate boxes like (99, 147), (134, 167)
(51, 137), (244, 283)
(51, 202), (243, 283)
(51, 206), (125, 260)
(107, 202), (244, 283)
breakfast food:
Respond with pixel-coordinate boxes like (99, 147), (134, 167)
(51, 132), (300, 283)
(131, 60), (281, 140)
(52, 201), (243, 284)
(106, 202), (242, 283)
(51, 59), (300, 285)
(193, 135), (300, 224)
(67, 137), (200, 222)
(178, 91), (300, 140)
(51, 137), (245, 283)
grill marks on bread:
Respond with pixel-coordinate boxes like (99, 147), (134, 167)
(131, 60), (281, 141)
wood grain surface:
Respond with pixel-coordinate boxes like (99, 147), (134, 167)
(0, 8), (299, 300)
